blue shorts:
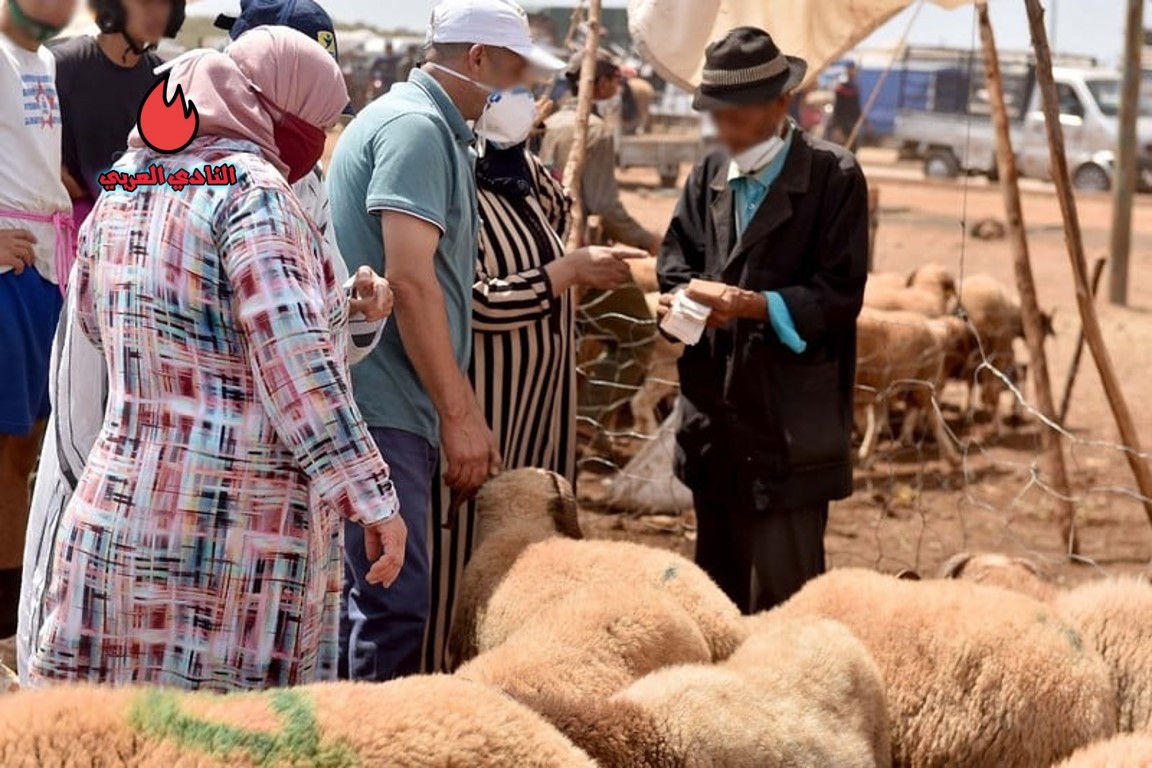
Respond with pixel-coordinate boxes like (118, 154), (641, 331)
(0, 268), (63, 436)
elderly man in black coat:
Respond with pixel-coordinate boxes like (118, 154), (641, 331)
(657, 27), (868, 613)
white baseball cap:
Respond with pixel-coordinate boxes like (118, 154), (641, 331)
(429, 0), (566, 72)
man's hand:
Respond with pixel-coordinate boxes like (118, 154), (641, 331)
(0, 229), (37, 274)
(647, 231), (663, 256)
(441, 395), (502, 494)
(684, 279), (768, 328)
(364, 514), (408, 588)
(348, 265), (394, 321)
(656, 291), (674, 320)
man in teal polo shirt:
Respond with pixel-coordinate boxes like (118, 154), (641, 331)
(327, 0), (563, 680)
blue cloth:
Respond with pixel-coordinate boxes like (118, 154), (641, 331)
(0, 267), (63, 436)
(727, 130), (806, 354)
(328, 68), (479, 446)
(340, 427), (438, 681)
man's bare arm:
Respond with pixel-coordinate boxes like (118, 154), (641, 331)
(381, 211), (498, 491)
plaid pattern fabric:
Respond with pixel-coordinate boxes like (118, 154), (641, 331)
(26, 138), (398, 691)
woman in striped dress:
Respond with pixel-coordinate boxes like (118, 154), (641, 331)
(26, 29), (406, 690)
(423, 143), (645, 672)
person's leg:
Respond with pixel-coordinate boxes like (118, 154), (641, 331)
(749, 503), (830, 613)
(0, 269), (62, 637)
(689, 459), (754, 613)
(340, 427), (437, 681)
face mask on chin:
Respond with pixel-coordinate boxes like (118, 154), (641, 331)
(731, 120), (792, 175)
(426, 62), (536, 154)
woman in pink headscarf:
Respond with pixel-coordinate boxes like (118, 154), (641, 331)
(25, 26), (407, 691)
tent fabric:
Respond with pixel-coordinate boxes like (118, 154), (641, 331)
(628, 0), (974, 92)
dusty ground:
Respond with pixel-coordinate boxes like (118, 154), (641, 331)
(580, 155), (1152, 587)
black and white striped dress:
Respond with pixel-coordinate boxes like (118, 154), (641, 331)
(423, 150), (575, 672)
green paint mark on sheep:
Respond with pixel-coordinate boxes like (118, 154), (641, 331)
(662, 565), (679, 583)
(128, 687), (358, 767)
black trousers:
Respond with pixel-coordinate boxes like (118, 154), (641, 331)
(689, 463), (829, 614)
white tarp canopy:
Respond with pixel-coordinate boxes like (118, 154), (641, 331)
(628, 0), (976, 91)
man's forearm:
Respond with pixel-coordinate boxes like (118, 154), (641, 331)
(391, 277), (473, 420)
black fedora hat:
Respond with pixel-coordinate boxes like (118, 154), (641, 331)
(693, 27), (808, 111)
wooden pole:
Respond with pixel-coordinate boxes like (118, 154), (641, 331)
(562, 0), (602, 251)
(1024, 0), (1152, 528)
(1108, 0), (1144, 307)
(1059, 257), (1108, 424)
(977, 3), (1077, 552)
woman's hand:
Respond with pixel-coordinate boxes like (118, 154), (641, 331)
(364, 513), (408, 588)
(563, 245), (648, 291)
(348, 265), (394, 321)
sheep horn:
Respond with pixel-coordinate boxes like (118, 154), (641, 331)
(546, 471), (583, 540)
(939, 552), (973, 578)
(895, 569), (921, 581)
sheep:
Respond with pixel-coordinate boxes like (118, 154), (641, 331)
(1056, 734), (1152, 767)
(455, 587), (713, 701)
(938, 551), (1060, 602)
(863, 282), (950, 317)
(1055, 578), (1152, 734)
(450, 533), (746, 669)
(0, 676), (597, 767)
(855, 307), (960, 466)
(867, 271), (908, 292)
(776, 568), (1117, 768)
(519, 615), (891, 768)
(448, 472), (745, 670)
(907, 262), (959, 312)
(629, 291), (683, 435)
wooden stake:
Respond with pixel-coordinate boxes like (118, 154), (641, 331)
(1059, 257), (1107, 424)
(977, 3), (1077, 552)
(562, 0), (602, 251)
(1024, 0), (1152, 527)
(1108, 0), (1144, 306)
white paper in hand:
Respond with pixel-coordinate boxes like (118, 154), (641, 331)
(660, 292), (711, 345)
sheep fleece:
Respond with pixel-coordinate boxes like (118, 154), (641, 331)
(1055, 578), (1152, 734)
(777, 569), (1116, 768)
(1056, 733), (1152, 767)
(469, 538), (745, 662)
(0, 677), (596, 767)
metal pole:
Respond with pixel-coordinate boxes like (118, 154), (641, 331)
(977, 2), (1078, 553)
(1108, 0), (1144, 306)
(1024, 0), (1152, 529)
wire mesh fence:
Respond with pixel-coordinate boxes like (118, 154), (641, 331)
(569, 255), (1152, 582)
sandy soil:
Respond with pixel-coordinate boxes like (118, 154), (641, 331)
(581, 158), (1152, 587)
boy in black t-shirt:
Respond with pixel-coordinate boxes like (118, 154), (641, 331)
(52, 0), (184, 204)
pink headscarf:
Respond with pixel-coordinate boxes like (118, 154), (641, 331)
(128, 26), (348, 178)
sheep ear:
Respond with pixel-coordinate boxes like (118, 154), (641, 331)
(895, 569), (921, 581)
(546, 471), (584, 539)
(939, 552), (973, 578)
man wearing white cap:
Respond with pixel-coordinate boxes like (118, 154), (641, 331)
(328, 0), (564, 680)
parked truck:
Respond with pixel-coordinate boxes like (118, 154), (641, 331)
(894, 52), (1152, 192)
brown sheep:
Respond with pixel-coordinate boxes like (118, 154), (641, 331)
(448, 471), (744, 669)
(776, 568), (1117, 768)
(855, 307), (960, 466)
(0, 676), (597, 767)
(455, 588), (712, 701)
(938, 551), (1061, 602)
(1056, 733), (1152, 767)
(519, 615), (891, 768)
(1055, 579), (1152, 734)
(907, 262), (959, 312)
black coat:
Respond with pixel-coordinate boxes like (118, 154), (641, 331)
(657, 131), (869, 509)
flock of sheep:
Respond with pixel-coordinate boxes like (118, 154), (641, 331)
(2, 467), (1150, 767)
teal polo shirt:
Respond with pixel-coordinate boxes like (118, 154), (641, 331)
(327, 68), (478, 445)
(727, 128), (807, 355)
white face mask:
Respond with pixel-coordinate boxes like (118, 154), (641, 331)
(427, 62), (537, 150)
(732, 122), (792, 175)
(595, 93), (622, 116)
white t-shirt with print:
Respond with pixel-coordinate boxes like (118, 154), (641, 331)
(0, 32), (72, 283)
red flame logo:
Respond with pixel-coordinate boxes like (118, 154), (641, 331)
(137, 72), (199, 154)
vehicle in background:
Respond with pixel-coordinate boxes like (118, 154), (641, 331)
(894, 49), (1152, 192)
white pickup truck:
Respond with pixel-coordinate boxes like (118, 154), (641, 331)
(895, 66), (1152, 192)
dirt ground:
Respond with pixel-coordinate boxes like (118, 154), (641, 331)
(579, 156), (1152, 587)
